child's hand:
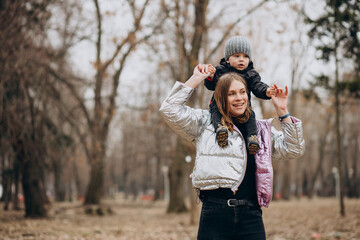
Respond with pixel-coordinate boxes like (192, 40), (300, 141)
(266, 85), (277, 97)
(197, 64), (216, 78)
(208, 64), (216, 78)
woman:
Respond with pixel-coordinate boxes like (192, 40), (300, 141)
(160, 64), (305, 240)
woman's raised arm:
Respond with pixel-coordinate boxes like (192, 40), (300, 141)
(159, 64), (213, 143)
(270, 84), (305, 160)
(271, 85), (291, 123)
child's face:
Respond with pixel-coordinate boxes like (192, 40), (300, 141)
(227, 52), (250, 71)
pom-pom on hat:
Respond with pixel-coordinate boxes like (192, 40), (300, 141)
(224, 36), (252, 61)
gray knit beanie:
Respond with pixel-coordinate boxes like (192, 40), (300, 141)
(224, 36), (252, 61)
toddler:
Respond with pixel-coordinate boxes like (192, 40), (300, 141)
(205, 36), (276, 154)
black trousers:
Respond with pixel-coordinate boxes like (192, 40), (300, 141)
(197, 199), (266, 240)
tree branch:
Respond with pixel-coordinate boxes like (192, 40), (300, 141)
(206, 0), (270, 61)
(101, 0), (151, 138)
(46, 66), (92, 128)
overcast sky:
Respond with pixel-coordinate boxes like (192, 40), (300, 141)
(54, 0), (327, 120)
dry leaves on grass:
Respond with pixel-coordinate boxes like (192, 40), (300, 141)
(0, 198), (359, 240)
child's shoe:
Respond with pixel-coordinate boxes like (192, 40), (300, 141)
(216, 125), (228, 148)
(248, 135), (260, 155)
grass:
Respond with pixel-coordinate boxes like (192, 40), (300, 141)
(0, 197), (359, 240)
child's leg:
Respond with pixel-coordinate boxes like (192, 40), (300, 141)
(209, 98), (228, 148)
(244, 110), (257, 138)
(209, 99), (221, 132)
(243, 110), (260, 155)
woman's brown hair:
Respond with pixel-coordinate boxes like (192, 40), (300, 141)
(213, 73), (251, 132)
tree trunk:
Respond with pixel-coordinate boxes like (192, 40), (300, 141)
(308, 137), (326, 198)
(294, 158), (303, 198)
(11, 135), (47, 218)
(308, 115), (330, 198)
(0, 150), (6, 203)
(334, 45), (345, 216)
(21, 159), (47, 218)
(84, 143), (105, 205)
(349, 134), (358, 197)
(12, 159), (20, 210)
(72, 160), (82, 199)
(153, 155), (162, 201)
(189, 152), (200, 225)
(335, 85), (345, 216)
(2, 169), (12, 210)
(167, 138), (188, 213)
(280, 162), (292, 200)
(153, 115), (164, 201)
(53, 157), (66, 201)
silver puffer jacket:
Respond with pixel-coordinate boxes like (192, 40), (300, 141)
(160, 82), (305, 207)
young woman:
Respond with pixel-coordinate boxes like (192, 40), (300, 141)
(160, 64), (305, 240)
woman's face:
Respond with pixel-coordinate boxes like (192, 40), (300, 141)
(227, 80), (248, 117)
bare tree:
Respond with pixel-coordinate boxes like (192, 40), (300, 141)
(46, 0), (164, 205)
(0, 0), (58, 218)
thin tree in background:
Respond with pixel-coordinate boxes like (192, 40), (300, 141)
(281, 2), (310, 200)
(305, 0), (360, 216)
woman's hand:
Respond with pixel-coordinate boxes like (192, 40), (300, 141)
(271, 84), (291, 123)
(184, 64), (211, 88)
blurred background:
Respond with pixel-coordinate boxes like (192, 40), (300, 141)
(0, 0), (359, 238)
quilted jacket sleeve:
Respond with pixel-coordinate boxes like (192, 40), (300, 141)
(271, 117), (305, 160)
(159, 82), (209, 143)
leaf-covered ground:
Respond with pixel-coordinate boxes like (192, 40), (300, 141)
(0, 198), (359, 240)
